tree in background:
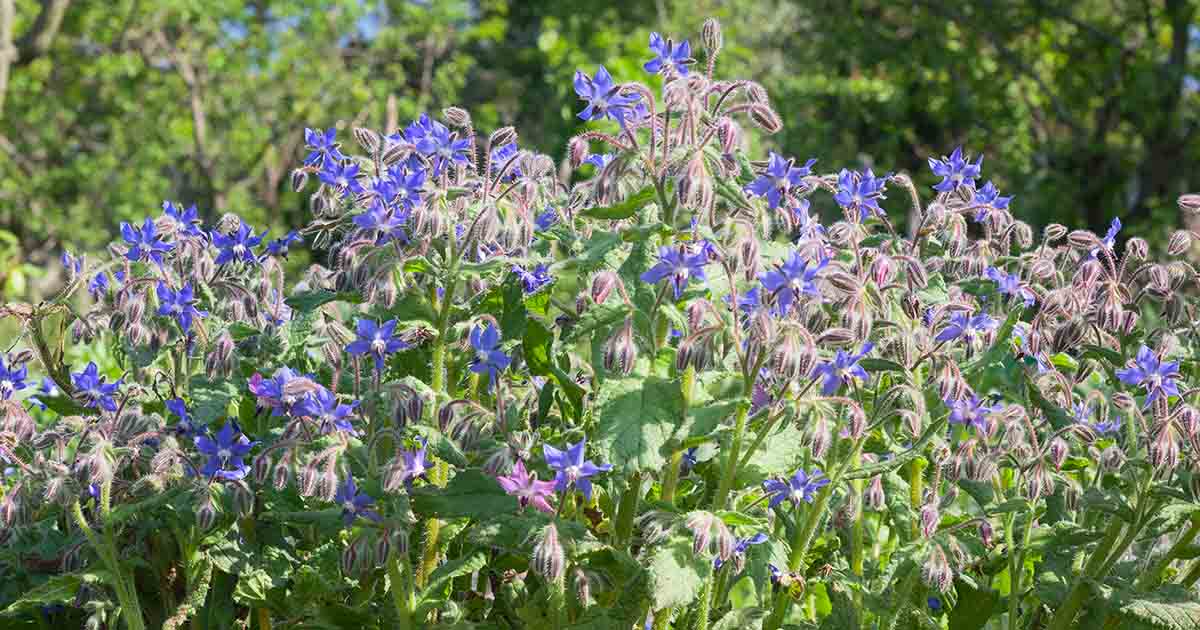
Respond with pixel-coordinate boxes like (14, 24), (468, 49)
(0, 0), (1197, 298)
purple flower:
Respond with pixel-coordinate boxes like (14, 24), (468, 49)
(195, 421), (257, 481)
(746, 153), (816, 210)
(248, 367), (310, 417)
(87, 273), (109, 299)
(763, 468), (830, 509)
(29, 376), (57, 410)
(583, 153), (614, 170)
(156, 282), (206, 333)
(71, 362), (120, 412)
(266, 231), (303, 258)
(1071, 401), (1121, 435)
(294, 386), (359, 435)
(535, 207), (558, 231)
(166, 397), (203, 438)
(346, 319), (408, 373)
(385, 162), (426, 211)
(574, 66), (641, 128)
(61, 251), (83, 275)
(928, 597), (942, 612)
(641, 245), (707, 299)
(723, 286), (761, 319)
(496, 460), (557, 514)
(335, 477), (382, 525)
(934, 311), (998, 343)
(945, 393), (999, 432)
(397, 440), (430, 486)
(972, 181), (1012, 218)
(0, 356), (29, 400)
(162, 201), (204, 239)
(929, 146), (983, 192)
(414, 117), (470, 177)
(121, 217), (173, 265)
(833, 168), (889, 221)
(212, 221), (267, 266)
(759, 251), (828, 314)
(543, 437), (612, 500)
(714, 533), (768, 570)
(1091, 218), (1121, 259)
(644, 32), (691, 76)
(353, 205), (410, 246)
(681, 447), (699, 473)
(513, 264), (553, 294)
(985, 267), (1035, 307)
(811, 343), (873, 395)
(318, 160), (365, 198)
(490, 142), (522, 182)
(303, 127), (346, 166)
(1116, 345), (1181, 408)
(792, 201), (825, 240)
(469, 323), (511, 388)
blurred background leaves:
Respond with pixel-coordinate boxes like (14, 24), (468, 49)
(0, 0), (1197, 300)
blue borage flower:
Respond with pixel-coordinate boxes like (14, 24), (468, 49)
(582, 153), (614, 170)
(973, 181), (1012, 220)
(411, 115), (470, 177)
(345, 318), (408, 373)
(714, 533), (768, 570)
(763, 468), (830, 509)
(303, 127), (346, 166)
(644, 32), (692, 76)
(121, 217), (173, 265)
(195, 421), (257, 481)
(162, 201), (204, 239)
(156, 282), (206, 334)
(334, 477), (381, 526)
(318, 159), (365, 197)
(469, 323), (511, 389)
(266, 230), (303, 258)
(833, 168), (889, 221)
(574, 66), (641, 128)
(166, 397), (203, 438)
(0, 356), (29, 400)
(534, 207), (559, 231)
(294, 386), (359, 435)
(929, 146), (983, 192)
(934, 311), (998, 343)
(513, 264), (553, 294)
(1116, 345), (1181, 408)
(811, 343), (873, 395)
(212, 221), (267, 266)
(985, 267), (1035, 307)
(543, 437), (612, 500)
(746, 152), (816, 210)
(61, 251), (83, 276)
(758, 250), (828, 314)
(641, 244), (707, 299)
(1091, 217), (1121, 259)
(1072, 401), (1122, 435)
(28, 376), (57, 410)
(248, 367), (313, 417)
(490, 142), (522, 182)
(71, 362), (120, 412)
(791, 200), (825, 240)
(946, 393), (1000, 432)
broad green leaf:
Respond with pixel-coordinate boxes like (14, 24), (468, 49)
(2, 571), (111, 612)
(645, 536), (709, 610)
(712, 607), (768, 630)
(860, 357), (907, 373)
(420, 553), (487, 603)
(581, 185), (656, 220)
(1106, 585), (1200, 630)
(285, 289), (361, 313)
(593, 375), (685, 473)
(948, 577), (1000, 630)
(411, 425), (469, 468)
(189, 375), (241, 425)
(410, 469), (518, 519)
(39, 395), (98, 417)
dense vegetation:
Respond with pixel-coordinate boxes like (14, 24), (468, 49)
(2, 15), (1200, 630)
(1, 0), (1199, 300)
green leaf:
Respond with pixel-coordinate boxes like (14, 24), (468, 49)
(2, 571), (111, 613)
(189, 375), (241, 426)
(410, 425), (469, 468)
(818, 581), (859, 630)
(860, 358), (907, 373)
(593, 375), (685, 473)
(402, 256), (436, 274)
(948, 577), (1000, 630)
(40, 395), (98, 417)
(285, 289), (361, 313)
(420, 553), (487, 603)
(227, 322), (260, 340)
(645, 536), (709, 610)
(581, 185), (656, 220)
(1106, 585), (1200, 630)
(410, 469), (518, 519)
(712, 607), (768, 630)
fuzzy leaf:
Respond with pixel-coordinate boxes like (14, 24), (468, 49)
(410, 469), (518, 519)
(189, 375), (241, 426)
(1106, 585), (1200, 630)
(285, 289), (361, 313)
(2, 571), (111, 613)
(593, 375), (685, 473)
(645, 536), (709, 610)
(581, 185), (656, 220)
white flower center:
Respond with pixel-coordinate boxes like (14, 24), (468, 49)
(565, 465), (582, 482)
(233, 244), (246, 256)
(217, 448), (232, 461)
(372, 334), (387, 355)
(343, 500), (357, 512)
(790, 488), (805, 503)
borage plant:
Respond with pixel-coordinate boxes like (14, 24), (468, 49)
(3, 17), (1200, 630)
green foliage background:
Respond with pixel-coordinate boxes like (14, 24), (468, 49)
(0, 0), (1197, 298)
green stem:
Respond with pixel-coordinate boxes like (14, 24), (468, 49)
(1135, 512), (1200, 591)
(650, 607), (673, 630)
(712, 401), (750, 509)
(256, 608), (271, 630)
(614, 472), (641, 550)
(692, 565), (714, 630)
(72, 501), (145, 630)
(416, 460), (449, 589)
(550, 575), (567, 629)
(1045, 517), (1127, 630)
(908, 458), (926, 540)
(388, 548), (414, 630)
(661, 450), (683, 504)
(1006, 508), (1035, 630)
(877, 569), (919, 630)
(1181, 559), (1200, 588)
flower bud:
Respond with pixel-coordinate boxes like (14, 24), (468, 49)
(1067, 230), (1099, 250)
(919, 500), (940, 539)
(532, 524), (565, 581)
(291, 168), (309, 192)
(231, 481), (255, 517)
(1177, 193), (1200, 213)
(1043, 223), (1067, 242)
(206, 330), (236, 380)
(353, 127), (380, 153)
(870, 255), (896, 287)
(443, 107), (471, 128)
(979, 519), (994, 548)
(717, 117), (743, 155)
(748, 103), (782, 134)
(685, 511), (715, 557)
(1024, 463), (1054, 501)
(701, 18), (723, 53)
(1168, 230), (1193, 256)
(1126, 237), (1148, 260)
(590, 271), (620, 305)
(604, 317), (637, 376)
(196, 498), (218, 531)
(921, 546), (953, 593)
(1149, 426), (1181, 472)
(1100, 445), (1125, 472)
(573, 567), (592, 607)
(490, 126), (517, 149)
(864, 476), (885, 511)
(1048, 438), (1069, 470)
(745, 82), (769, 104)
(272, 458), (292, 491)
(810, 417), (831, 461)
(568, 137), (589, 168)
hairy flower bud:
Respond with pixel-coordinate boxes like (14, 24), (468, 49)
(921, 546), (953, 593)
(1168, 230), (1193, 256)
(1067, 230), (1099, 250)
(870, 255), (896, 287)
(748, 103), (782, 134)
(1100, 445), (1125, 472)
(443, 107), (471, 128)
(864, 475), (885, 511)
(701, 18), (723, 53)
(1177, 193), (1200, 213)
(568, 137), (589, 169)
(353, 127), (380, 153)
(291, 168), (309, 192)
(590, 271), (620, 306)
(717, 117), (743, 155)
(919, 499), (940, 539)
(489, 126), (517, 150)
(1127, 237), (1148, 260)
(532, 524), (565, 581)
(231, 481), (255, 517)
(1048, 438), (1069, 470)
(604, 317), (637, 376)
(196, 498), (218, 531)
(206, 330), (236, 380)
(979, 519), (994, 548)
(1024, 463), (1054, 501)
